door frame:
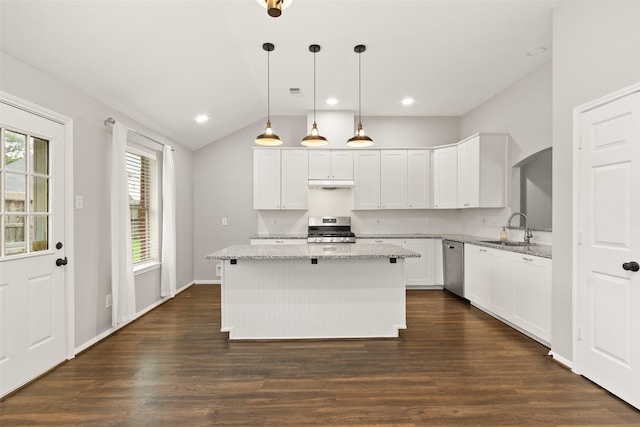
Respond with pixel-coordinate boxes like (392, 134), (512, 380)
(572, 81), (640, 375)
(0, 91), (76, 361)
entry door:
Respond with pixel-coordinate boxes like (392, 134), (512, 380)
(0, 102), (67, 397)
(577, 89), (640, 408)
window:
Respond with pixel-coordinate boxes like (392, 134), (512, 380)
(126, 147), (159, 265)
(1, 127), (51, 257)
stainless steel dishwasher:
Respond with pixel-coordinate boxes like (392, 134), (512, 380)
(442, 240), (465, 299)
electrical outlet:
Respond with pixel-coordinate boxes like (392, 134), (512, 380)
(222, 217), (228, 226)
(105, 294), (112, 308)
(216, 264), (222, 276)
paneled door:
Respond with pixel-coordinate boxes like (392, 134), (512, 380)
(0, 101), (68, 397)
(577, 88), (640, 409)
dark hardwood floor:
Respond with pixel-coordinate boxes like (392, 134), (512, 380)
(2, 285), (639, 426)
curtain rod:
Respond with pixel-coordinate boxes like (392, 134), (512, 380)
(104, 117), (175, 151)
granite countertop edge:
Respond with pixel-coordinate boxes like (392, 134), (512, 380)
(206, 243), (420, 260)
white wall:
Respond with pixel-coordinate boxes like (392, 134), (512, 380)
(459, 61), (552, 242)
(552, 2), (640, 363)
(0, 52), (195, 348)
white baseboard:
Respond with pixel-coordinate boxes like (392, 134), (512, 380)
(194, 279), (221, 285)
(74, 281), (194, 354)
(548, 351), (573, 369)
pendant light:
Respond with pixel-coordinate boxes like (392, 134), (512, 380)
(301, 44), (328, 147)
(255, 43), (283, 146)
(346, 44), (374, 147)
(256, 0), (292, 18)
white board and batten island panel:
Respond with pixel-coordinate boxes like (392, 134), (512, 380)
(206, 244), (419, 340)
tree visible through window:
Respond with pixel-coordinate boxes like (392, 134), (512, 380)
(126, 150), (158, 264)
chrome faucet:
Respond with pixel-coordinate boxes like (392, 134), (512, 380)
(506, 212), (533, 244)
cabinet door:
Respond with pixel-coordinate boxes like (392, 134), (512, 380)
(464, 244), (491, 307)
(353, 151), (381, 209)
(433, 146), (458, 208)
(457, 140), (471, 208)
(253, 149), (281, 209)
(404, 239), (435, 288)
(281, 149), (308, 210)
(511, 254), (552, 343)
(381, 150), (408, 209)
(486, 249), (513, 319)
(331, 151), (354, 180)
(308, 150), (331, 179)
(407, 150), (431, 208)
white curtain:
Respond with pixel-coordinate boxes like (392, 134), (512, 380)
(110, 122), (137, 327)
(161, 145), (177, 297)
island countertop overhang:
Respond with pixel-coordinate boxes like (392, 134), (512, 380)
(206, 243), (420, 260)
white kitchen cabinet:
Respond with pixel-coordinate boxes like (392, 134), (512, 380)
(380, 150), (408, 209)
(253, 148), (308, 210)
(457, 134), (508, 208)
(250, 238), (307, 245)
(353, 150), (381, 210)
(464, 244), (551, 345)
(308, 150), (354, 180)
(407, 150), (431, 209)
(511, 253), (552, 343)
(358, 238), (437, 289)
(253, 149), (281, 209)
(404, 238), (435, 288)
(432, 145), (458, 209)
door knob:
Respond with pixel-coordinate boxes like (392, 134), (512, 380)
(622, 261), (639, 272)
(56, 257), (68, 267)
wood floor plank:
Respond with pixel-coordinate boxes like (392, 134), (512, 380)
(1, 285), (639, 426)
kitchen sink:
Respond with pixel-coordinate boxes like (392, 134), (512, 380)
(480, 240), (532, 247)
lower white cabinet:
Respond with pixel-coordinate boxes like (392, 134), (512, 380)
(358, 238), (437, 289)
(465, 244), (551, 345)
(250, 239), (307, 245)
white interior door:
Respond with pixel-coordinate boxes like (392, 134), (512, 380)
(577, 89), (640, 408)
(0, 102), (68, 397)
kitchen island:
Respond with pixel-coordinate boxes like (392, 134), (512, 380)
(206, 243), (419, 340)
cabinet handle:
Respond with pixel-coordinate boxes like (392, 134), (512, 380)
(375, 240), (384, 243)
(479, 249), (487, 252)
(275, 240), (284, 244)
(523, 257), (534, 262)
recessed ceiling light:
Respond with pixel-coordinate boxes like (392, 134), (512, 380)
(326, 98), (338, 106)
(402, 97), (414, 106)
(526, 47), (547, 56)
(195, 114), (209, 123)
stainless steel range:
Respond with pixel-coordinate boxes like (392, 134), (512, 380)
(307, 216), (356, 243)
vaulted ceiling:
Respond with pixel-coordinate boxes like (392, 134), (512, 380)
(0, 0), (555, 150)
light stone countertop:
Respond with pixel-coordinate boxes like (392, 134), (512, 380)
(206, 243), (420, 260)
(249, 233), (552, 259)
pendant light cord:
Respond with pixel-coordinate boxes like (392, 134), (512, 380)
(313, 49), (317, 122)
(267, 48), (271, 121)
(358, 50), (362, 123)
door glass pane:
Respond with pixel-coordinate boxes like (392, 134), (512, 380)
(4, 130), (26, 171)
(31, 176), (49, 213)
(5, 173), (26, 212)
(5, 215), (26, 255)
(30, 137), (49, 175)
(31, 215), (48, 252)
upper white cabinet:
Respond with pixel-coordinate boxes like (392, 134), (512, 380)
(457, 134), (508, 208)
(308, 150), (354, 180)
(253, 149), (308, 210)
(380, 150), (408, 209)
(407, 149), (431, 209)
(353, 150), (381, 209)
(433, 145), (458, 209)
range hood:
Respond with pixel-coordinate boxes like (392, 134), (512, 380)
(308, 179), (354, 188)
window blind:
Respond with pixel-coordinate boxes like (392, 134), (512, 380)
(126, 150), (158, 264)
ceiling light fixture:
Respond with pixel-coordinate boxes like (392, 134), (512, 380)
(256, 0), (292, 18)
(326, 98), (338, 106)
(255, 42), (283, 146)
(346, 44), (374, 148)
(402, 97), (414, 106)
(195, 114), (209, 123)
(301, 44), (328, 147)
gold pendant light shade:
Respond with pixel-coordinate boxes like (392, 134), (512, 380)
(301, 44), (328, 147)
(255, 42), (283, 146)
(256, 0), (292, 18)
(346, 44), (374, 147)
